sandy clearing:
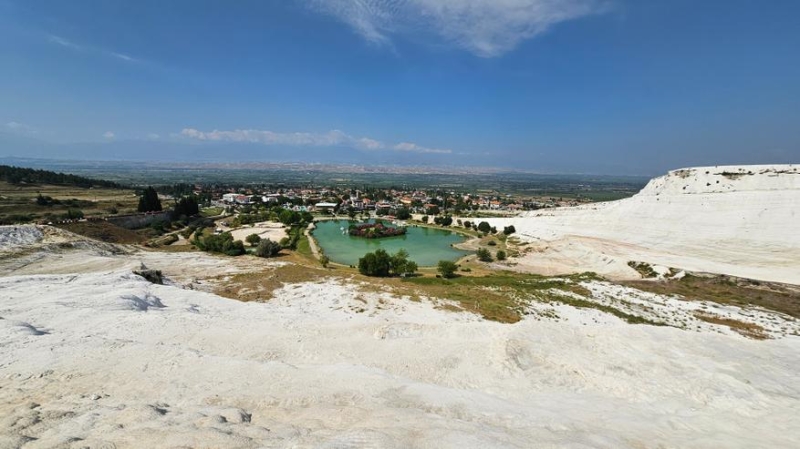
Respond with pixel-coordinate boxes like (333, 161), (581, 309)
(226, 221), (288, 244)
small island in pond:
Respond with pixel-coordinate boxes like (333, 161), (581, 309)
(349, 222), (407, 239)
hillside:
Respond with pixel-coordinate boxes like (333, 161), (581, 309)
(488, 165), (800, 284)
(1, 224), (799, 448)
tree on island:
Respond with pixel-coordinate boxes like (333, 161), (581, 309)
(138, 186), (163, 213)
(349, 222), (407, 238)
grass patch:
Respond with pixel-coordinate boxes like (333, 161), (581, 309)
(393, 271), (662, 325)
(54, 220), (145, 244)
(0, 181), (138, 224)
(628, 261), (658, 278)
(201, 207), (224, 217)
(694, 312), (768, 340)
(213, 256), (325, 302)
(295, 233), (312, 258)
(623, 274), (800, 319)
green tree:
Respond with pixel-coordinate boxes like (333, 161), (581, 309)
(319, 255), (330, 268)
(421, 215), (429, 223)
(395, 208), (411, 220)
(476, 248), (493, 262)
(390, 249), (418, 276)
(358, 249), (392, 277)
(66, 208), (84, 220)
(477, 221), (491, 233)
(245, 233), (262, 247)
(437, 260), (458, 278)
(278, 209), (299, 225)
(503, 225), (516, 235)
(173, 196), (199, 217)
(255, 239), (282, 258)
(496, 250), (507, 261)
(137, 186), (162, 213)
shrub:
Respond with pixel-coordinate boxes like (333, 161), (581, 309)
(395, 208), (411, 220)
(255, 239), (282, 258)
(476, 248), (493, 262)
(437, 260), (458, 278)
(319, 255), (330, 268)
(503, 225), (516, 235)
(477, 221), (491, 233)
(496, 250), (507, 261)
(358, 249), (417, 277)
(245, 233), (262, 247)
(358, 249), (392, 277)
(487, 240), (497, 246)
(196, 232), (246, 256)
(391, 249), (418, 276)
(421, 215), (429, 223)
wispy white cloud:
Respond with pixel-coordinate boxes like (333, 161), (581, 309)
(103, 131), (115, 139)
(180, 128), (375, 148)
(5, 121), (37, 134)
(147, 133), (160, 140)
(394, 141), (451, 154)
(307, 0), (606, 57)
(180, 128), (451, 154)
(48, 35), (86, 51)
(48, 34), (144, 64)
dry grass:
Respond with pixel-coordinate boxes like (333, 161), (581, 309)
(0, 181), (138, 223)
(212, 253), (329, 302)
(54, 221), (146, 244)
(694, 312), (769, 340)
(623, 274), (800, 319)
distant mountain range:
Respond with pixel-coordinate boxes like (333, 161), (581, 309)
(0, 131), (663, 176)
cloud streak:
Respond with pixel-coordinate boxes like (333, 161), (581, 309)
(307, 0), (606, 57)
(48, 34), (144, 64)
(4, 121), (37, 134)
(394, 142), (450, 154)
(180, 128), (451, 154)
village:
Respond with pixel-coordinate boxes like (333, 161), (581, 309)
(213, 185), (590, 217)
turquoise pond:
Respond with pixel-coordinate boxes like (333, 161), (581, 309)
(311, 219), (469, 267)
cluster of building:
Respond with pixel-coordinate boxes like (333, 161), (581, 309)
(212, 186), (571, 215)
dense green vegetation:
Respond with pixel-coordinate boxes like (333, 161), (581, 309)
(0, 164), (123, 189)
(195, 231), (246, 256)
(255, 239), (282, 258)
(358, 249), (418, 277)
(437, 260), (458, 278)
(137, 186), (162, 212)
(349, 222), (407, 238)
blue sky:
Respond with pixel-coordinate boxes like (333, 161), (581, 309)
(1, 0), (798, 175)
